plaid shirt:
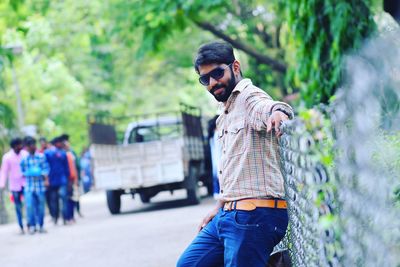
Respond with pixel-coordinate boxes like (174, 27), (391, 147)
(216, 79), (294, 201)
(20, 152), (49, 193)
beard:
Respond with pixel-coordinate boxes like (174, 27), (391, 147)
(209, 68), (236, 102)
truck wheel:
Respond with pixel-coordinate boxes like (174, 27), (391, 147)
(106, 190), (121, 214)
(139, 193), (151, 203)
(186, 163), (201, 205)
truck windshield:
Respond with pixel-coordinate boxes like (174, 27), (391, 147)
(127, 123), (181, 144)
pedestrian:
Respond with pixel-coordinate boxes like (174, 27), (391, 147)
(62, 137), (78, 223)
(45, 136), (70, 225)
(60, 134), (83, 218)
(38, 137), (50, 153)
(177, 41), (294, 267)
(79, 147), (93, 194)
(0, 138), (28, 234)
(207, 115), (221, 199)
(20, 136), (49, 234)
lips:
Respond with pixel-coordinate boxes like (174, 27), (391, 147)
(214, 88), (225, 95)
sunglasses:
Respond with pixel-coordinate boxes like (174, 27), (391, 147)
(199, 63), (232, 86)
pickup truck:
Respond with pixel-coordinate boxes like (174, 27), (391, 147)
(88, 105), (213, 214)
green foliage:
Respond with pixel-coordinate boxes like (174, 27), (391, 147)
(0, 0), (381, 152)
(299, 108), (334, 167)
(0, 0), (219, 152)
(0, 101), (14, 129)
(372, 130), (400, 203)
(114, 0), (288, 97)
(286, 0), (376, 107)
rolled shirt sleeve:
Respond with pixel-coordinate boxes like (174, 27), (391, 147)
(245, 90), (294, 131)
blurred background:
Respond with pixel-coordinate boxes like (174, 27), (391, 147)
(0, 1), (399, 267)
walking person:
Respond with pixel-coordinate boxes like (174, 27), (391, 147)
(38, 137), (50, 153)
(45, 137), (70, 225)
(63, 139), (78, 224)
(80, 147), (93, 194)
(20, 137), (50, 234)
(177, 42), (294, 267)
(0, 138), (28, 234)
(61, 134), (82, 218)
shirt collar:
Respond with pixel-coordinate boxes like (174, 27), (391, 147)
(10, 149), (23, 158)
(232, 78), (252, 93)
(220, 78), (252, 109)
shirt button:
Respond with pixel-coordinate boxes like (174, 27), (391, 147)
(219, 170), (222, 174)
(223, 150), (226, 154)
(220, 190), (224, 193)
(224, 130), (228, 134)
(224, 110), (228, 114)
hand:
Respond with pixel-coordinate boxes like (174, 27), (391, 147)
(44, 176), (49, 187)
(266, 111), (289, 137)
(197, 207), (220, 232)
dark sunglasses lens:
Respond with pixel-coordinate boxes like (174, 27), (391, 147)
(211, 67), (225, 80)
(199, 75), (209, 85)
(199, 67), (226, 86)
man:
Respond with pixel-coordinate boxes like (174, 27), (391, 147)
(38, 137), (50, 153)
(177, 42), (294, 267)
(20, 136), (49, 234)
(0, 138), (28, 234)
(45, 136), (70, 225)
(60, 134), (82, 219)
(80, 147), (93, 194)
(61, 136), (78, 223)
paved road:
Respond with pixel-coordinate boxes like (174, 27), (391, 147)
(0, 189), (215, 267)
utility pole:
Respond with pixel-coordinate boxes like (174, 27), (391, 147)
(2, 45), (24, 130)
(10, 60), (24, 130)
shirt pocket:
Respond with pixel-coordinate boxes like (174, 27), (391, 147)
(226, 121), (246, 157)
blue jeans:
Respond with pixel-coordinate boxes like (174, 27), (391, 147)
(48, 185), (68, 222)
(65, 182), (74, 220)
(177, 207), (288, 267)
(11, 190), (24, 229)
(24, 190), (46, 228)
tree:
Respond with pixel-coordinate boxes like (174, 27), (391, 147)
(110, 0), (289, 98)
(286, 0), (376, 106)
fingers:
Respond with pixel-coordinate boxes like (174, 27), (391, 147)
(268, 112), (289, 137)
(266, 117), (273, 133)
(198, 212), (215, 232)
(198, 217), (210, 232)
(274, 118), (280, 136)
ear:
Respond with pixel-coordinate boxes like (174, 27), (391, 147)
(232, 60), (241, 76)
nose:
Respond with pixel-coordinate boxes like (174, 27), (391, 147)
(209, 77), (218, 89)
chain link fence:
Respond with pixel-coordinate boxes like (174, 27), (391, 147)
(278, 28), (400, 266)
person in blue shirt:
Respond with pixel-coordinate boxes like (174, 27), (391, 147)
(44, 136), (70, 225)
(80, 147), (93, 194)
(20, 136), (49, 234)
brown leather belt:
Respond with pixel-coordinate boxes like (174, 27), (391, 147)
(223, 198), (287, 211)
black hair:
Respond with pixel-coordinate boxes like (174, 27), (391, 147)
(194, 41), (236, 73)
(10, 138), (23, 149)
(39, 137), (47, 143)
(51, 136), (62, 145)
(23, 136), (36, 146)
(60, 134), (69, 142)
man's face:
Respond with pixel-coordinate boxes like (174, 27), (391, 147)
(40, 140), (47, 148)
(54, 141), (63, 149)
(198, 63), (237, 102)
(27, 144), (36, 154)
(13, 144), (23, 154)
